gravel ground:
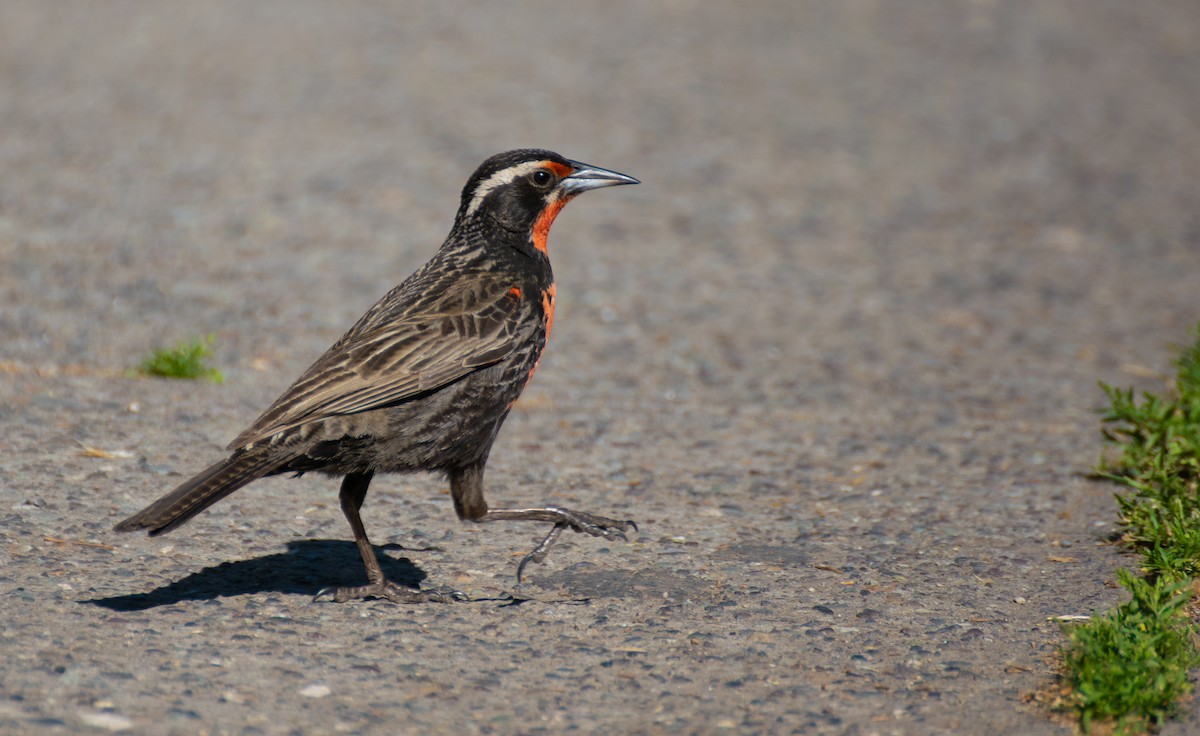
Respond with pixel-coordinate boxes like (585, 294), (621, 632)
(3, 2), (1200, 734)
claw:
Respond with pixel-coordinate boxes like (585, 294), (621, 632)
(313, 580), (462, 604)
(515, 556), (533, 586)
(516, 522), (566, 586)
(423, 585), (470, 603)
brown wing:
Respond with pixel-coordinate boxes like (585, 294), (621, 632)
(229, 283), (525, 450)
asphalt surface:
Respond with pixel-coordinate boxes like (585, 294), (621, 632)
(3, 2), (1200, 734)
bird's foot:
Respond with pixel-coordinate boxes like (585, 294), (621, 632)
(552, 507), (638, 541)
(313, 581), (465, 604)
(500, 507), (637, 585)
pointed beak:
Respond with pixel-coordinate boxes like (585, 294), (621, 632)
(561, 161), (640, 195)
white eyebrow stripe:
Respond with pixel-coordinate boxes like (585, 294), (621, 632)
(464, 160), (550, 216)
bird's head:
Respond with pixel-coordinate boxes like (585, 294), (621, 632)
(457, 149), (638, 255)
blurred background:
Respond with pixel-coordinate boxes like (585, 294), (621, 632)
(6, 2), (1196, 392)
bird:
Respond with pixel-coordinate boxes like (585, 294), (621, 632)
(114, 149), (639, 603)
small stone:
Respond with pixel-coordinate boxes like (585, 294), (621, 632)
(1014, 597), (1027, 604)
(79, 711), (133, 732)
(300, 684), (331, 698)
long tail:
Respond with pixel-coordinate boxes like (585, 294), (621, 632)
(113, 451), (279, 536)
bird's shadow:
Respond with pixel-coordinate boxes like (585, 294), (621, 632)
(84, 540), (426, 611)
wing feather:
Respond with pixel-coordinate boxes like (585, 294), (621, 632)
(229, 281), (525, 449)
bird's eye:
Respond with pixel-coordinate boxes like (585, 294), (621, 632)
(532, 170), (553, 187)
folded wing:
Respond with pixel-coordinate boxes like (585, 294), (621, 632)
(230, 284), (524, 449)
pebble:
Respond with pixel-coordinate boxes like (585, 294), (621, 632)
(79, 711), (133, 732)
(300, 684), (332, 699)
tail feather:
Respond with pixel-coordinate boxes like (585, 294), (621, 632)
(113, 452), (279, 536)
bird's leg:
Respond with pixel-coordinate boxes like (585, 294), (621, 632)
(450, 464), (636, 584)
(318, 471), (456, 604)
(480, 507), (638, 584)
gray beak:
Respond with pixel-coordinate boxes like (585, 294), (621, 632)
(561, 161), (640, 194)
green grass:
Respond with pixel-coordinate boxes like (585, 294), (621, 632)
(138, 334), (224, 382)
(1098, 323), (1200, 581)
(1056, 323), (1200, 734)
(1060, 571), (1199, 734)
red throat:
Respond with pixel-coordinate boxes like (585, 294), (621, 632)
(541, 282), (557, 338)
(519, 283), (558, 392)
(532, 196), (570, 255)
